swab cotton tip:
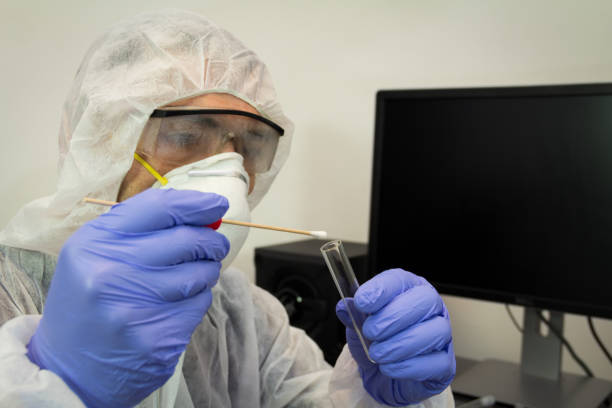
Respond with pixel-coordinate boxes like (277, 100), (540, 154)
(310, 230), (328, 239)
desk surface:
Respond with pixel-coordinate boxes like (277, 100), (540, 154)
(454, 357), (506, 407)
(453, 357), (612, 408)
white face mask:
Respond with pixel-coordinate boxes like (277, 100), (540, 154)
(151, 152), (251, 271)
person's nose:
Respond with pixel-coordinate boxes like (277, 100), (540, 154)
(220, 132), (236, 153)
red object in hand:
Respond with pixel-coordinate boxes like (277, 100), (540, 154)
(205, 219), (223, 230)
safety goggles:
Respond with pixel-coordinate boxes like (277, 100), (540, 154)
(136, 108), (284, 175)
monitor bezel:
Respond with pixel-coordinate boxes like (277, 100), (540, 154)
(368, 83), (612, 319)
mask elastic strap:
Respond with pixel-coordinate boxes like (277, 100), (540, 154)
(133, 153), (168, 186)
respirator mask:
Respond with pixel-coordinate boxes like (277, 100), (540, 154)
(133, 107), (284, 270)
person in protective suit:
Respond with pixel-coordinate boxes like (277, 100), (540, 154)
(0, 10), (456, 408)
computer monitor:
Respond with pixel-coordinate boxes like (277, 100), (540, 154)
(368, 84), (612, 407)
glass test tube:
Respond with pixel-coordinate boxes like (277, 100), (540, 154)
(320, 240), (375, 364)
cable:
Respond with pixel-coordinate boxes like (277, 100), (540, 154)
(505, 304), (523, 333)
(588, 316), (612, 365)
(536, 310), (594, 377)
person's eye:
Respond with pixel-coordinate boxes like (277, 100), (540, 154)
(246, 131), (265, 142)
(162, 132), (200, 148)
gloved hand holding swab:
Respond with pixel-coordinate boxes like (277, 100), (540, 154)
(83, 197), (328, 239)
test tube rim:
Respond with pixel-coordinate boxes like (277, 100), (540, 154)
(320, 239), (342, 253)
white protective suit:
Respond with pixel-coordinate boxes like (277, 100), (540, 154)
(0, 9), (454, 408)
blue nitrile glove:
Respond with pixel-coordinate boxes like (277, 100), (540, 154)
(26, 188), (229, 408)
(336, 268), (455, 406)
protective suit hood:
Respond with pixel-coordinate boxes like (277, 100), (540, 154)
(0, 9), (293, 256)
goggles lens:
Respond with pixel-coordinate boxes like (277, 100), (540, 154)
(136, 109), (283, 174)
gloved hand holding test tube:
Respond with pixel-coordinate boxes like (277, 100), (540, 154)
(324, 240), (456, 405)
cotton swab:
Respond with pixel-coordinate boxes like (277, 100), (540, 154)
(82, 197), (328, 239)
(221, 219), (328, 238)
(83, 197), (117, 206)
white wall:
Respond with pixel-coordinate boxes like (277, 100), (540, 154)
(1, 0), (611, 381)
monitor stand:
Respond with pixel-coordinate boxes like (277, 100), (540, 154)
(452, 308), (612, 407)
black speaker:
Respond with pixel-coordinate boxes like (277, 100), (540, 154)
(255, 239), (368, 364)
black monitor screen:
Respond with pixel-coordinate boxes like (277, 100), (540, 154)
(369, 85), (612, 318)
